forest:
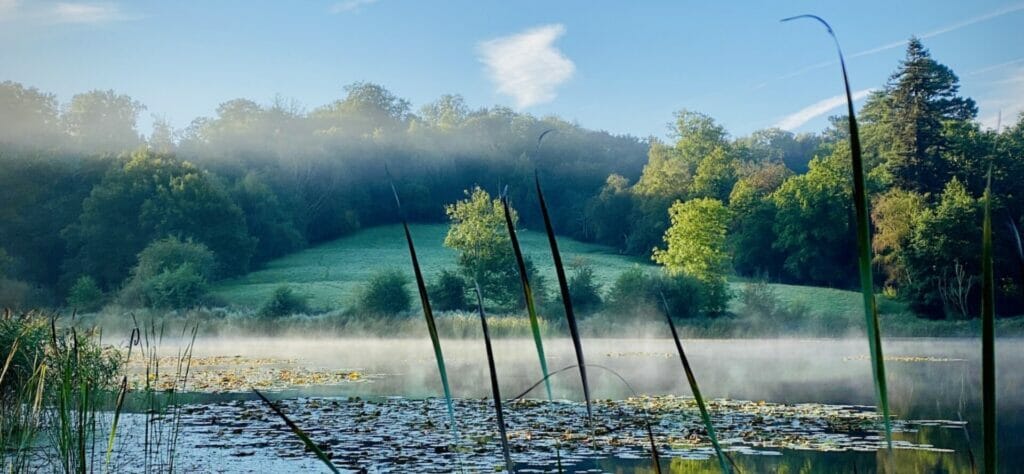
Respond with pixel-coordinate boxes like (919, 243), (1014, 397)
(2, 37), (1022, 321)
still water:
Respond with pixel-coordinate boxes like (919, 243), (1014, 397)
(110, 337), (1022, 473)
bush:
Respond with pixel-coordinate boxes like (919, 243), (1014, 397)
(142, 264), (208, 309)
(605, 267), (704, 319)
(429, 269), (469, 312)
(606, 266), (654, 312)
(259, 286), (310, 318)
(120, 237), (215, 309)
(568, 259), (602, 314)
(358, 269), (412, 316)
(67, 275), (104, 312)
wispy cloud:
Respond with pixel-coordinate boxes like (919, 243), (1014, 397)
(771, 2), (1024, 85)
(969, 57), (1024, 76)
(0, 0), (19, 20)
(979, 66), (1024, 129)
(775, 88), (875, 131)
(477, 24), (575, 109)
(50, 2), (133, 24)
(330, 0), (378, 14)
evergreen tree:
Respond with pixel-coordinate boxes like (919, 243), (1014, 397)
(882, 37), (977, 195)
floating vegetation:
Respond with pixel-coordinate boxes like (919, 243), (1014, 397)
(841, 355), (966, 363)
(114, 396), (967, 472)
(125, 356), (368, 393)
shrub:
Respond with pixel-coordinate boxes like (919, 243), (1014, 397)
(259, 286), (310, 318)
(606, 266), (655, 312)
(67, 275), (104, 312)
(358, 269), (412, 316)
(429, 269), (469, 312)
(605, 267), (705, 319)
(568, 258), (602, 314)
(120, 237), (215, 309)
(142, 264), (208, 309)
(739, 280), (778, 320)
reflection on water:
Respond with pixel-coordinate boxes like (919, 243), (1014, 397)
(123, 337), (1021, 472)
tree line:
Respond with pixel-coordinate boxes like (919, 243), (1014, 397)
(1, 37), (1022, 319)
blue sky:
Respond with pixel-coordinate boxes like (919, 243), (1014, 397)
(2, 0), (1022, 140)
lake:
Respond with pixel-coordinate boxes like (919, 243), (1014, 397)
(102, 337), (1022, 473)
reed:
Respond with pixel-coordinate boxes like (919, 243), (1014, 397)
(533, 130), (593, 422)
(660, 293), (731, 473)
(500, 191), (553, 400)
(473, 282), (513, 473)
(781, 14), (892, 448)
(386, 169), (458, 435)
(253, 388), (341, 474)
(981, 168), (996, 474)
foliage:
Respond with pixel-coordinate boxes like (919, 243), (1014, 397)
(429, 269), (469, 312)
(566, 258), (602, 315)
(771, 154), (857, 286)
(67, 275), (104, 312)
(358, 269), (412, 316)
(444, 187), (523, 308)
(259, 286), (311, 318)
(120, 237), (216, 309)
(653, 198), (731, 314)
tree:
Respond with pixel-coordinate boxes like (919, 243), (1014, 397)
(691, 147), (737, 202)
(729, 162), (790, 277)
(585, 174), (634, 248)
(903, 178), (980, 318)
(652, 197), (731, 314)
(62, 90), (145, 152)
(67, 275), (103, 312)
(0, 81), (61, 147)
(771, 154), (858, 286)
(566, 258), (602, 314)
(871, 188), (926, 288)
(443, 187), (523, 308)
(63, 151), (254, 289)
(873, 38), (978, 194)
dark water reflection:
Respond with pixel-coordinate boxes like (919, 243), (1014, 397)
(145, 337), (1021, 472)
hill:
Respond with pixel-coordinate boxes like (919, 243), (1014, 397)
(211, 224), (649, 309)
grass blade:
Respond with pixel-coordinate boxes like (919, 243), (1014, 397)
(252, 389), (340, 474)
(500, 192), (553, 401)
(981, 168), (996, 474)
(386, 168), (458, 434)
(532, 131), (593, 422)
(104, 376), (128, 471)
(473, 282), (513, 473)
(782, 14), (892, 448)
(534, 170), (593, 422)
(660, 293), (731, 473)
(1008, 217), (1024, 300)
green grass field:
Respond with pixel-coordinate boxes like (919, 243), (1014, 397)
(212, 223), (650, 310)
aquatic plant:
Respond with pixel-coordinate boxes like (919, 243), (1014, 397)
(386, 169), (458, 435)
(253, 388), (341, 474)
(533, 130), (594, 422)
(500, 190), (552, 400)
(981, 168), (996, 473)
(473, 283), (513, 473)
(660, 293), (731, 473)
(781, 14), (892, 448)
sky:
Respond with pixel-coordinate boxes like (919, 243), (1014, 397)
(1, 0), (1022, 140)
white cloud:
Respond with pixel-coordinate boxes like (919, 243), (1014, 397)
(775, 88), (875, 131)
(50, 2), (131, 24)
(330, 0), (378, 14)
(478, 24), (575, 109)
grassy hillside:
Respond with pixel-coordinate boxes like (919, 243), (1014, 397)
(212, 224), (649, 309)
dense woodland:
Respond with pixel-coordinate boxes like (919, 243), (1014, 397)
(1, 38), (1022, 319)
